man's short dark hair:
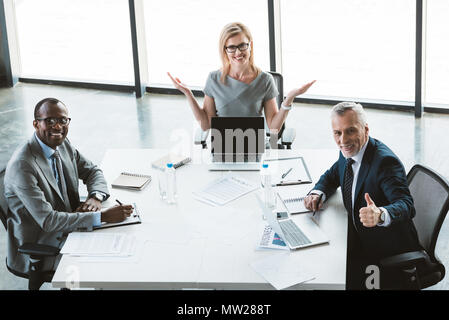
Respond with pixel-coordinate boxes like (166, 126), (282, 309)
(34, 98), (65, 119)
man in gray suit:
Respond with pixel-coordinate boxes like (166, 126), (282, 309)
(4, 97), (133, 276)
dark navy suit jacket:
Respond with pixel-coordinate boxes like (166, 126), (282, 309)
(314, 137), (420, 260)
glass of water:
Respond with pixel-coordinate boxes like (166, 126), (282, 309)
(157, 168), (167, 200)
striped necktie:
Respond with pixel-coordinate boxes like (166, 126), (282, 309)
(343, 157), (355, 220)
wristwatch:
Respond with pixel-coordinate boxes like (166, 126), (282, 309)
(90, 191), (105, 202)
(378, 207), (386, 224)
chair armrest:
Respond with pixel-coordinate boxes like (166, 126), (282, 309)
(19, 243), (60, 257)
(281, 127), (296, 145)
(380, 250), (427, 269)
(194, 128), (209, 145)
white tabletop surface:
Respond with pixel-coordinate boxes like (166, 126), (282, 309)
(52, 148), (347, 290)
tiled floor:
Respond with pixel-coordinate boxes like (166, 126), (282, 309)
(1, 82), (448, 290)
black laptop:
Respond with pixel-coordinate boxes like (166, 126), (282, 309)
(208, 116), (265, 171)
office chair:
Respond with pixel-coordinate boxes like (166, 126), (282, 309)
(0, 165), (60, 290)
(266, 71), (296, 149)
(380, 164), (449, 289)
(194, 71), (296, 149)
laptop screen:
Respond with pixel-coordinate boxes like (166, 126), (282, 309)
(211, 117), (265, 162)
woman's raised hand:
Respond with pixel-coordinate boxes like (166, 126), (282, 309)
(167, 72), (191, 96)
(285, 80), (316, 104)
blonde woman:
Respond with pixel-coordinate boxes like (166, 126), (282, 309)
(168, 22), (315, 132)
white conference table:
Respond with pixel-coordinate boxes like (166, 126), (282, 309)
(52, 148), (348, 290)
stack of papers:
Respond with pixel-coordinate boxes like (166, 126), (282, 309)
(61, 232), (136, 257)
(192, 173), (258, 206)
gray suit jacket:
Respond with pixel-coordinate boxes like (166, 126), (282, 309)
(4, 135), (109, 274)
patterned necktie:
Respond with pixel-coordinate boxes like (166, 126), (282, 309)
(52, 150), (71, 210)
(343, 158), (355, 217)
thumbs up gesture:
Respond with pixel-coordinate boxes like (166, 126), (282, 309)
(359, 193), (382, 227)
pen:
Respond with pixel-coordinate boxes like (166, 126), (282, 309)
(116, 199), (138, 217)
(276, 180), (310, 186)
(281, 167), (293, 179)
(313, 193), (323, 217)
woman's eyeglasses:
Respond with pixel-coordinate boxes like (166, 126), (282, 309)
(225, 42), (250, 53)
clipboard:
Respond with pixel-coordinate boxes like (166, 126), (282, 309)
(93, 203), (142, 230)
(264, 156), (312, 186)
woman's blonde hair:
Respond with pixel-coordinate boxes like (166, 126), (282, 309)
(218, 22), (260, 84)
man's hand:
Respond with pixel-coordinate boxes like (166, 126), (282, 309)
(76, 198), (102, 212)
(304, 193), (323, 212)
(359, 193), (381, 227)
(101, 204), (133, 223)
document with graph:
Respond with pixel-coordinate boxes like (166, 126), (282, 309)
(257, 224), (288, 251)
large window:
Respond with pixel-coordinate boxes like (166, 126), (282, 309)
(426, 0), (449, 107)
(280, 0), (415, 102)
(7, 0), (449, 113)
(14, 0), (134, 84)
(144, 0), (269, 88)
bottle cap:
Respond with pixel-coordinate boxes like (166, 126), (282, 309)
(262, 164), (268, 168)
(167, 163), (173, 168)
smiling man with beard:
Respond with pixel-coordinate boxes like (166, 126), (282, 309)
(4, 98), (133, 282)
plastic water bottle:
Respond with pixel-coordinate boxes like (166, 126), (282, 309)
(261, 163), (276, 212)
(165, 163), (177, 204)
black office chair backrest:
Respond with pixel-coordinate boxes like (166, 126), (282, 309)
(267, 71), (285, 139)
(268, 71), (284, 110)
(407, 164), (449, 260)
(0, 166), (8, 230)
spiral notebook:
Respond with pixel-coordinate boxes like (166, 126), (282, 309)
(278, 194), (310, 214)
(111, 172), (152, 191)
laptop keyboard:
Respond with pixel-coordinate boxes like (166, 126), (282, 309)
(279, 219), (311, 247)
(212, 154), (261, 163)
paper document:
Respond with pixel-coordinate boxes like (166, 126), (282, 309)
(192, 173), (258, 206)
(257, 225), (288, 251)
(61, 232), (136, 257)
(250, 252), (315, 290)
